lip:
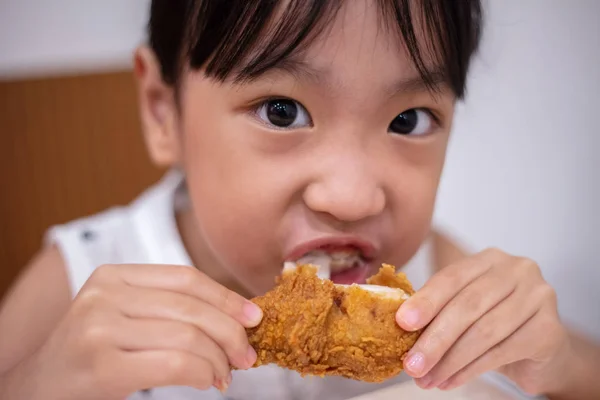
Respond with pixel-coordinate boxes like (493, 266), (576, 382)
(285, 236), (378, 262)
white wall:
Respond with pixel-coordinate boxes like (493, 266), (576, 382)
(1, 1), (598, 335)
(435, 0), (600, 336)
(0, 0), (149, 78)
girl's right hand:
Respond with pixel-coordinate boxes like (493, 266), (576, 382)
(16, 264), (263, 400)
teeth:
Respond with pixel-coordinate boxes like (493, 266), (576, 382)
(297, 250), (362, 272)
(284, 249), (365, 280)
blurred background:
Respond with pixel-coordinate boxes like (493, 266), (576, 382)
(0, 0), (598, 339)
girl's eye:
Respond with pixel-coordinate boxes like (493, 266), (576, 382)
(256, 98), (312, 129)
(388, 109), (434, 136)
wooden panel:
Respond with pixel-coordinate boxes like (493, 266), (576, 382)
(0, 71), (164, 295)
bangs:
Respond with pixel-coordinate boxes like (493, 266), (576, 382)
(150, 0), (482, 98)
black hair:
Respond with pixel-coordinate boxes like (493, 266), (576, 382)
(149, 0), (482, 99)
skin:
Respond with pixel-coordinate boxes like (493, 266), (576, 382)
(0, 3), (453, 398)
(407, 232), (600, 399)
(0, 1), (598, 398)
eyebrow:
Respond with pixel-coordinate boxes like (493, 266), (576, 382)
(257, 57), (449, 96)
(386, 68), (449, 96)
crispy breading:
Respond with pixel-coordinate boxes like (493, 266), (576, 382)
(367, 264), (416, 295)
(246, 265), (421, 383)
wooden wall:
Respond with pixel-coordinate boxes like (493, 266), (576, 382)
(0, 71), (164, 296)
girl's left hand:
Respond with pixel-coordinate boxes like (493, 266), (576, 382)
(396, 248), (571, 395)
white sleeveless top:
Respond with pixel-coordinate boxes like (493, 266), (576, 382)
(45, 171), (437, 400)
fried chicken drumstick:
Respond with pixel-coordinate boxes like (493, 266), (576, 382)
(246, 265), (422, 383)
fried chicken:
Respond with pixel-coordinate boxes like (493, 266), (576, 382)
(246, 264), (421, 383)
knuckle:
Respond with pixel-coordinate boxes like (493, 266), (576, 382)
(91, 264), (118, 283)
(438, 265), (463, 288)
(471, 321), (495, 343)
(175, 266), (201, 291)
(175, 297), (197, 319)
(483, 247), (505, 260)
(420, 296), (437, 317)
(461, 289), (483, 314)
(537, 283), (557, 303)
(164, 352), (190, 379)
(75, 287), (111, 317)
(216, 286), (237, 313)
(448, 375), (465, 389)
(229, 323), (250, 356)
(76, 288), (104, 310)
(487, 341), (505, 361)
(233, 323), (249, 346)
(176, 326), (201, 349)
(81, 321), (112, 346)
(519, 257), (541, 275)
(418, 327), (446, 357)
(196, 369), (214, 390)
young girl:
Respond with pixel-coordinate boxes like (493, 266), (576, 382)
(1, 1), (599, 399)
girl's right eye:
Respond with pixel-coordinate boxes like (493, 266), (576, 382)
(255, 98), (312, 130)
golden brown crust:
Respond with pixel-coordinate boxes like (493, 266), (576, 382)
(246, 265), (421, 382)
(366, 263), (416, 295)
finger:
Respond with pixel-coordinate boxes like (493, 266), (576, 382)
(92, 264), (263, 327)
(415, 284), (538, 388)
(115, 286), (255, 369)
(436, 312), (543, 391)
(113, 317), (232, 385)
(396, 249), (502, 331)
(403, 265), (517, 379)
(106, 350), (218, 396)
(439, 285), (562, 392)
(419, 278), (556, 388)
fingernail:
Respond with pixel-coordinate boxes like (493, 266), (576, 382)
(243, 301), (263, 326)
(218, 373), (232, 392)
(397, 306), (420, 331)
(246, 345), (257, 368)
(405, 352), (425, 375)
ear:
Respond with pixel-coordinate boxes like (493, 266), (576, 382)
(133, 46), (181, 167)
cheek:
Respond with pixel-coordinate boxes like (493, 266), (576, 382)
(179, 101), (289, 282)
(386, 138), (448, 261)
(391, 175), (439, 265)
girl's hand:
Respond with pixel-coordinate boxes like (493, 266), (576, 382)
(16, 264), (263, 400)
(396, 248), (570, 395)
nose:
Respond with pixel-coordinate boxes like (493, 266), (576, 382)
(302, 155), (386, 223)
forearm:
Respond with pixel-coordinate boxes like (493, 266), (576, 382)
(545, 331), (600, 400)
(0, 354), (42, 400)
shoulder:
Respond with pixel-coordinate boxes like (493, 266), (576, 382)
(0, 245), (71, 372)
(45, 206), (138, 294)
(45, 171), (184, 295)
(2, 244), (72, 317)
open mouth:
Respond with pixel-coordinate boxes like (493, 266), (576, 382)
(284, 245), (373, 285)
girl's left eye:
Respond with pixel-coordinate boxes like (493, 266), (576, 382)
(388, 108), (436, 136)
(255, 98), (312, 129)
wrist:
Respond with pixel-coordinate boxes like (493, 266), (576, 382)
(542, 332), (600, 400)
(541, 338), (578, 397)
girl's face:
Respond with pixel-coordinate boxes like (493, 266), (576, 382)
(142, 1), (455, 295)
